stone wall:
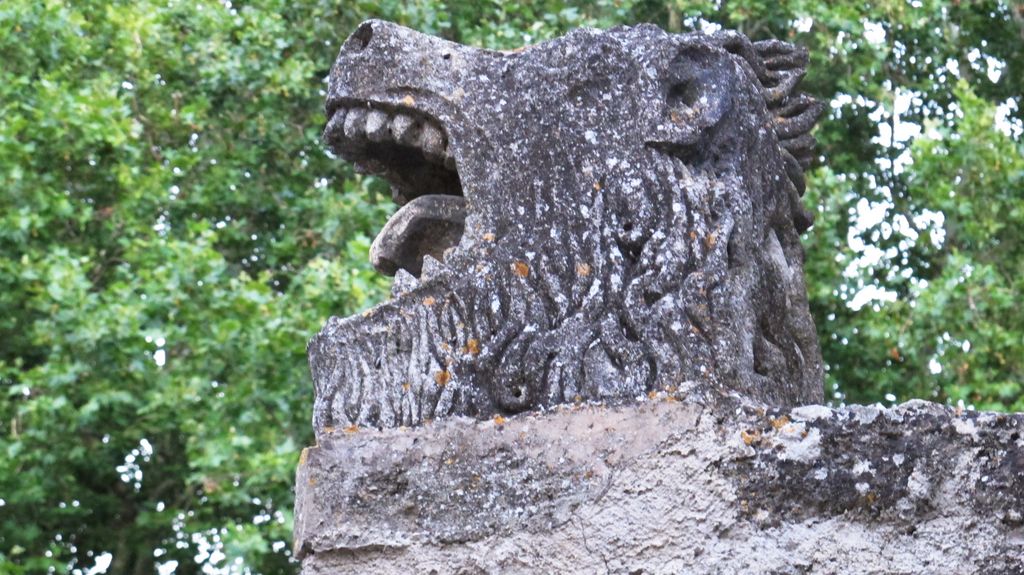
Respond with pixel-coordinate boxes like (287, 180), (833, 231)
(293, 392), (1024, 574)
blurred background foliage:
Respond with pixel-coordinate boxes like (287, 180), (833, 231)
(0, 0), (1021, 572)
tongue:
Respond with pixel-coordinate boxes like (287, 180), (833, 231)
(370, 194), (467, 277)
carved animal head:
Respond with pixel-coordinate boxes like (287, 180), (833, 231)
(310, 20), (824, 437)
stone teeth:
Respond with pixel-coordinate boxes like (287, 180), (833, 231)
(391, 268), (420, 298)
(420, 254), (451, 281)
(443, 144), (456, 171)
(343, 107), (368, 141)
(326, 107), (349, 138)
(335, 104), (455, 170)
(391, 184), (407, 205)
(419, 122), (445, 163)
(391, 113), (420, 146)
(365, 110), (391, 142)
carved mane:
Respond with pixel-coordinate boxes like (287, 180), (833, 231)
(711, 32), (824, 231)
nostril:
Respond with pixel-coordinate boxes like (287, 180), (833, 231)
(348, 22), (374, 51)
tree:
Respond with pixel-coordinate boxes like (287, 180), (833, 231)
(1, 0), (1021, 572)
(1, 1), (387, 572)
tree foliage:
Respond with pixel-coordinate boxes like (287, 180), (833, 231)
(0, 0), (1021, 572)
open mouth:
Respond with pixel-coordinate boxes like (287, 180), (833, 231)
(324, 99), (466, 278)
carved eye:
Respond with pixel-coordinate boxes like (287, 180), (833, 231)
(647, 45), (734, 152)
(664, 45), (733, 132)
(666, 45), (716, 111)
(668, 77), (702, 109)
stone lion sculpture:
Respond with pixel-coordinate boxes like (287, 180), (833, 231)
(309, 19), (825, 436)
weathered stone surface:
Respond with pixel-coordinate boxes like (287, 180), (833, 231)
(294, 394), (1024, 574)
(370, 194), (467, 277)
(310, 20), (826, 437)
(295, 22), (1024, 573)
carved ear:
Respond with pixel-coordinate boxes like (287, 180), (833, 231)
(752, 40), (824, 183)
(711, 33), (825, 194)
(712, 32), (824, 232)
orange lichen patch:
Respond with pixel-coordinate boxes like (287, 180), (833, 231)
(740, 429), (761, 446)
(483, 232), (496, 242)
(493, 415), (507, 426)
(401, 95), (416, 107)
(670, 110), (684, 125)
(770, 415), (791, 430)
(402, 383), (411, 392)
(343, 424), (359, 434)
(573, 394), (583, 403)
(462, 338), (481, 356)
(593, 181), (602, 191)
(865, 492), (878, 504)
(705, 231), (718, 248)
(576, 262), (592, 277)
(434, 370), (451, 386)
(445, 457), (456, 465)
(422, 296), (436, 306)
(322, 426), (336, 434)
(689, 230), (698, 241)
(647, 390), (659, 400)
(512, 261), (530, 277)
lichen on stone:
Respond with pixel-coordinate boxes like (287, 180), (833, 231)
(309, 20), (826, 436)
